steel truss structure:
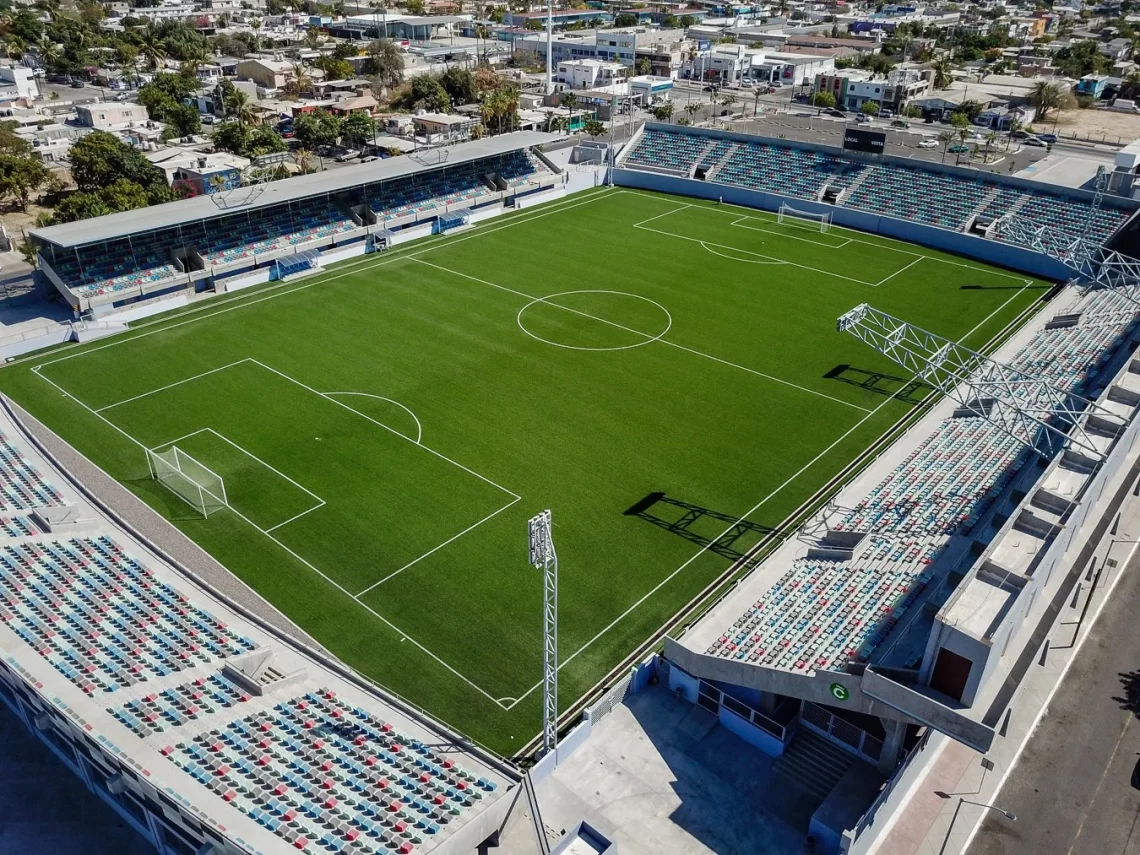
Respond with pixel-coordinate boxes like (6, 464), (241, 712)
(528, 510), (558, 758)
(836, 304), (1124, 461)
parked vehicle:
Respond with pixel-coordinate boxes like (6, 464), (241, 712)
(890, 119), (909, 128)
(918, 138), (938, 149)
(1038, 133), (1058, 143)
(825, 108), (845, 118)
(69, 79), (85, 88)
(1022, 137), (1046, 147)
(948, 143), (970, 153)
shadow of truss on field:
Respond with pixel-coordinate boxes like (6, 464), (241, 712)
(824, 364), (933, 406)
(624, 492), (772, 562)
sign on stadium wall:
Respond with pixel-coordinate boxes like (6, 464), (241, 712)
(843, 128), (886, 154)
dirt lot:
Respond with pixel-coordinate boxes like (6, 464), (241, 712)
(1027, 107), (1140, 145)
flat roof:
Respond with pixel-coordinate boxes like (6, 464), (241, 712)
(32, 131), (556, 249)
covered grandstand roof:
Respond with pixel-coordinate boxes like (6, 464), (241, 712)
(32, 131), (558, 249)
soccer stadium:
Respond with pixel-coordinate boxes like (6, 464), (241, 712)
(4, 123), (1140, 854)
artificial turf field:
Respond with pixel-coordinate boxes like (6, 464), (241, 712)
(0, 187), (1051, 754)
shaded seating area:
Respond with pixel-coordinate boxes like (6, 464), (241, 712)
(200, 200), (357, 267)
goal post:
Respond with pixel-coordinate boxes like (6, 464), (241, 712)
(778, 204), (832, 232)
(146, 446), (228, 518)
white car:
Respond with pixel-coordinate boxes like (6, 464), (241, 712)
(918, 138), (938, 149)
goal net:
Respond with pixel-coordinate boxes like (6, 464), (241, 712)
(146, 446), (228, 518)
(778, 204), (832, 232)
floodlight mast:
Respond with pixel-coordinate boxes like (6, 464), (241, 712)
(836, 303), (1124, 462)
(528, 510), (558, 759)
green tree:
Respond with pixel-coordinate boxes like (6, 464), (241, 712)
(363, 38), (403, 89)
(949, 110), (970, 129)
(137, 22), (167, 70)
(1029, 80), (1072, 123)
(313, 55), (353, 81)
(811, 90), (836, 109)
(404, 74), (451, 111)
(651, 102), (673, 122)
(0, 154), (50, 211)
(340, 111), (375, 145)
(225, 87), (259, 128)
(293, 108), (341, 148)
(406, 0), (425, 12)
(583, 118), (605, 137)
(440, 66), (476, 104)
(901, 102), (921, 118)
(635, 57), (651, 76)
(69, 130), (167, 195)
(614, 11), (637, 26)
(931, 57), (953, 89)
(246, 124), (286, 156)
(937, 129), (955, 163)
(51, 178), (154, 223)
(860, 100), (879, 115)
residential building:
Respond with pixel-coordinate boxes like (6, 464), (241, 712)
(234, 58), (294, 90)
(555, 59), (625, 90)
(412, 112), (478, 144)
(0, 65), (38, 100)
(75, 102), (150, 129)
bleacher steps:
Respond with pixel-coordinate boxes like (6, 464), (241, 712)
(689, 140), (719, 178)
(834, 166), (876, 207)
(964, 185), (1003, 233)
(772, 728), (854, 801)
(705, 143), (739, 181)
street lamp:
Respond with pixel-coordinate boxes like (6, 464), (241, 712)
(961, 798), (1017, 821)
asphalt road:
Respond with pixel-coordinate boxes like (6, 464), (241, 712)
(968, 545), (1140, 855)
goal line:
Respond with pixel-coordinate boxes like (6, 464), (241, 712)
(146, 445), (228, 518)
(778, 204), (832, 233)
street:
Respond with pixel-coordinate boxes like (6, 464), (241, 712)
(969, 544), (1140, 855)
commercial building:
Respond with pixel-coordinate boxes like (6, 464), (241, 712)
(812, 68), (931, 112)
(75, 101), (150, 130)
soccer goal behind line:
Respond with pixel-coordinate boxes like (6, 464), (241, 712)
(146, 446), (228, 518)
(778, 204), (833, 232)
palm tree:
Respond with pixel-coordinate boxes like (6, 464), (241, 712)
(226, 88), (259, 128)
(753, 88), (762, 116)
(1005, 117), (1022, 150)
(293, 148), (315, 174)
(931, 57), (953, 89)
(284, 61), (311, 98)
(249, 18), (262, 53)
(982, 130), (997, 163)
(561, 91), (578, 134)
(684, 101), (700, 123)
(1029, 80), (1063, 123)
(139, 24), (166, 72)
(954, 127), (970, 165)
(474, 22), (490, 62)
(937, 129), (955, 163)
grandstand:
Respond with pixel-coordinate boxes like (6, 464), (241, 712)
(31, 136), (560, 313)
(0, 398), (515, 854)
(619, 125), (1134, 258)
(9, 121), (1140, 855)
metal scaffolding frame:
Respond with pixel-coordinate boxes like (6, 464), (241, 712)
(836, 304), (1124, 461)
(528, 510), (558, 758)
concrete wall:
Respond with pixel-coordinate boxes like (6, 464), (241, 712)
(318, 242), (369, 265)
(108, 294), (189, 322)
(217, 267), (272, 292)
(861, 668), (994, 752)
(515, 187), (568, 210)
(612, 167), (1074, 281)
(717, 704), (787, 757)
(391, 222), (434, 246)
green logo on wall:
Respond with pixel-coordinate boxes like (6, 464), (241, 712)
(829, 683), (850, 702)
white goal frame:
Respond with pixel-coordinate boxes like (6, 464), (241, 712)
(778, 204), (833, 232)
(146, 446), (228, 518)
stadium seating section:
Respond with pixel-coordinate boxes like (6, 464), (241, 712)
(705, 283), (1136, 673)
(51, 233), (179, 300)
(622, 128), (1131, 243)
(47, 151), (553, 299)
(0, 427), (496, 854)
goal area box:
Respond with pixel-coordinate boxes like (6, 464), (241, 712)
(778, 204), (833, 232)
(147, 446), (228, 518)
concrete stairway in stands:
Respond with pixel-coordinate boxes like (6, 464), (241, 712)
(772, 728), (855, 801)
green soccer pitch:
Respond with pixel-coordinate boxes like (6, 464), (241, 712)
(0, 187), (1052, 755)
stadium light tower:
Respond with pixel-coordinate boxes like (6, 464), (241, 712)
(837, 303), (1126, 462)
(545, 0), (553, 95)
(528, 510), (558, 758)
